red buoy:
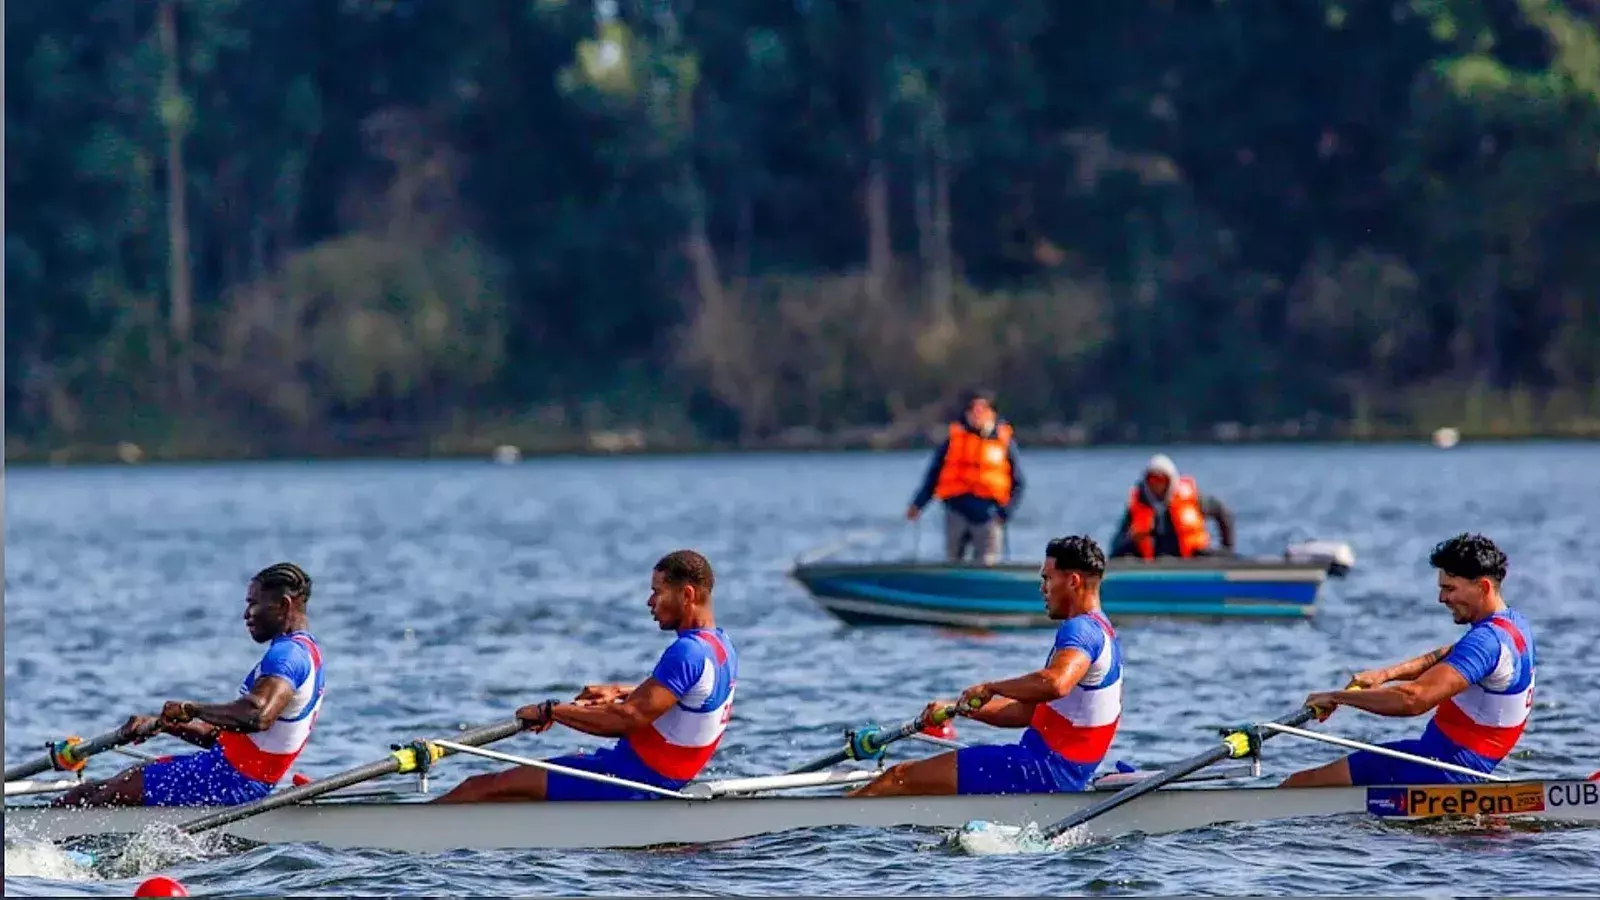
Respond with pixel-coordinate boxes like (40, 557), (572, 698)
(134, 875), (189, 897)
(292, 772), (313, 786)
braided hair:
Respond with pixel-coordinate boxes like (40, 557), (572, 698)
(252, 562), (313, 604)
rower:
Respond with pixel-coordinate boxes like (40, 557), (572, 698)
(1282, 533), (1534, 787)
(53, 563), (325, 808)
(433, 549), (737, 803)
(848, 535), (1120, 797)
(1109, 454), (1234, 560)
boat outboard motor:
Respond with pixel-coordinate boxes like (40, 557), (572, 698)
(1284, 540), (1356, 578)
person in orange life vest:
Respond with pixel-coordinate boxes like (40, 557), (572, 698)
(848, 536), (1121, 797)
(905, 388), (1025, 565)
(1108, 454), (1234, 559)
(433, 549), (737, 803)
(1282, 533), (1536, 787)
(53, 563), (325, 808)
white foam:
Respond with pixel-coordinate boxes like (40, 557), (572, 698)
(953, 819), (1092, 855)
(3, 841), (95, 881)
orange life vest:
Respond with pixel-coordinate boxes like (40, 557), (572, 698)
(1126, 475), (1211, 559)
(933, 422), (1014, 507)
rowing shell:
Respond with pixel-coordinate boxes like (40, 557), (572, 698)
(7, 779), (1596, 852)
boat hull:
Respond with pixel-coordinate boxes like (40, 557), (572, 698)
(7, 780), (1595, 852)
(791, 557), (1330, 627)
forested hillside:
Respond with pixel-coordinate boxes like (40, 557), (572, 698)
(8, 0), (1600, 460)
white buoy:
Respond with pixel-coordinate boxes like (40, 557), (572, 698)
(492, 444), (522, 465)
(1431, 427), (1460, 449)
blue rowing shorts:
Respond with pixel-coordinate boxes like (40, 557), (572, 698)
(1345, 737), (1498, 786)
(954, 741), (1098, 795)
(543, 745), (687, 802)
(141, 747), (274, 807)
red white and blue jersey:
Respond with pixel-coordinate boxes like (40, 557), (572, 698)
(620, 628), (737, 781)
(216, 632), (325, 784)
(1424, 609), (1536, 762)
(1022, 611), (1122, 765)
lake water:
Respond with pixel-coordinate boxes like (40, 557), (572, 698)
(5, 442), (1598, 896)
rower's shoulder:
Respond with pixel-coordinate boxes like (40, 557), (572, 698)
(1051, 613), (1113, 649)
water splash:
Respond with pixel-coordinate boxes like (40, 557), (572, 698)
(2, 841), (95, 881)
(951, 820), (1092, 855)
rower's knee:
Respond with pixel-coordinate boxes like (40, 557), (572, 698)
(434, 767), (547, 804)
(1281, 757), (1351, 788)
(850, 755), (957, 797)
(52, 767), (144, 808)
(432, 772), (494, 804)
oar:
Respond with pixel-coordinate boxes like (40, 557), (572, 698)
(5, 720), (163, 782)
(176, 719), (524, 835)
(1026, 706), (1319, 843)
(786, 701), (969, 776)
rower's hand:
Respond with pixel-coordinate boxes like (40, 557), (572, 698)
(1304, 691), (1340, 722)
(122, 715), (162, 743)
(1348, 669), (1387, 690)
(516, 701), (557, 733)
(920, 700), (956, 726)
(956, 683), (994, 715)
(159, 700), (195, 725)
(905, 505), (921, 522)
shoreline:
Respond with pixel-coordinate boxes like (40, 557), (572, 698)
(6, 421), (1597, 468)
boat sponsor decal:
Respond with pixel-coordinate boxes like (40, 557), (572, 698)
(1546, 781), (1600, 810)
(1367, 783), (1555, 818)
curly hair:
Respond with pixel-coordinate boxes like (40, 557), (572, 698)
(1429, 533), (1507, 584)
(1045, 535), (1107, 578)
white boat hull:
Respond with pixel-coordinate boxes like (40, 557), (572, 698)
(7, 780), (1597, 852)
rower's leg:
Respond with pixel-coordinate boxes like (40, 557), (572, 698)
(50, 765), (146, 808)
(432, 766), (549, 804)
(848, 752), (957, 797)
(1280, 755), (1352, 788)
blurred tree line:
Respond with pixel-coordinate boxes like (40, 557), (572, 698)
(7, 0), (1600, 459)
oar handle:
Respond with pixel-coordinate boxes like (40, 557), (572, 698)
(178, 719), (525, 835)
(4, 719), (164, 783)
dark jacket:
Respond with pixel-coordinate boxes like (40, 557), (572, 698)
(909, 419), (1025, 525)
(1109, 482), (1235, 558)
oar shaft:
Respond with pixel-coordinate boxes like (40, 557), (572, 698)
(1040, 706), (1317, 840)
(179, 719), (524, 835)
(4, 722), (159, 782)
(786, 705), (956, 776)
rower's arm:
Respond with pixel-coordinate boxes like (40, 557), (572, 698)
(181, 676), (297, 734)
(966, 697), (1037, 728)
(163, 720), (222, 748)
(1366, 644), (1454, 684)
(548, 678), (679, 738)
(983, 647), (1092, 707)
(1320, 663), (1470, 717)
(574, 682), (636, 703)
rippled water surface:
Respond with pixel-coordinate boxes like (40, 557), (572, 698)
(5, 443), (1599, 895)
